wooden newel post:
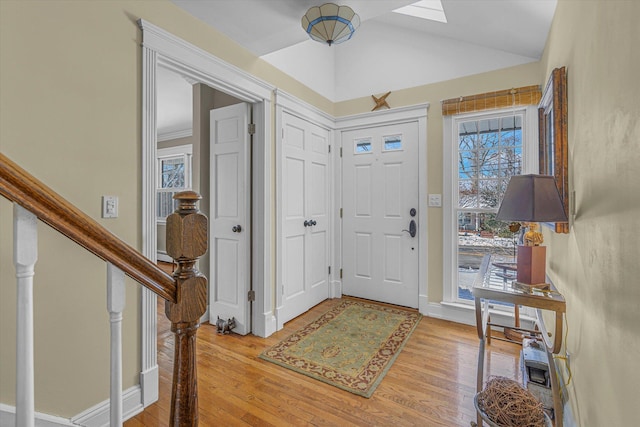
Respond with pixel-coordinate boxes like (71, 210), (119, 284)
(165, 191), (208, 427)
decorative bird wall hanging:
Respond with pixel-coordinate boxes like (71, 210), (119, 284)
(371, 91), (391, 111)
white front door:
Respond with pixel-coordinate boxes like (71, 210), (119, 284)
(341, 121), (420, 307)
(209, 103), (251, 335)
(278, 112), (330, 326)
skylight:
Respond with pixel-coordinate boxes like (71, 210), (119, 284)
(393, 0), (448, 23)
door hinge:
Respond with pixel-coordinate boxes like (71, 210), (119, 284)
(340, 208), (343, 218)
(328, 145), (331, 153)
(328, 266), (331, 275)
(248, 289), (255, 302)
(248, 123), (256, 135)
(340, 268), (343, 279)
(340, 147), (343, 157)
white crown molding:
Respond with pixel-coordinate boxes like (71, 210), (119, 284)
(138, 19), (275, 102)
(273, 89), (335, 129)
(157, 128), (192, 142)
(182, 75), (198, 85)
(335, 103), (431, 130)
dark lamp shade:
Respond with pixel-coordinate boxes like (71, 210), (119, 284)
(496, 174), (568, 223)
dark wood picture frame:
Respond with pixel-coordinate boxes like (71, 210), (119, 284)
(538, 66), (569, 233)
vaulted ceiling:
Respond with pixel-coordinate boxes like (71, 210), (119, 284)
(159, 0), (557, 133)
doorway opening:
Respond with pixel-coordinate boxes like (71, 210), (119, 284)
(140, 19), (275, 407)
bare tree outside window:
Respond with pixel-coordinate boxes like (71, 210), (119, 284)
(157, 148), (192, 221)
(456, 114), (523, 299)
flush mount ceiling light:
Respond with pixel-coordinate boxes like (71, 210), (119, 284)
(301, 3), (360, 46)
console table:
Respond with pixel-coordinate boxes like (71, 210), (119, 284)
(472, 254), (566, 426)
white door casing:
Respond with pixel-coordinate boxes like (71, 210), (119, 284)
(209, 103), (251, 335)
(341, 120), (420, 308)
(277, 111), (331, 327)
(140, 20), (275, 409)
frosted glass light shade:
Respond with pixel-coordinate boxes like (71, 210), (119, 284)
(301, 3), (360, 46)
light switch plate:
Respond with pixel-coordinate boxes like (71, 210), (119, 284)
(102, 195), (118, 218)
(428, 194), (442, 207)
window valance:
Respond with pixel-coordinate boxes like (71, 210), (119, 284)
(441, 85), (541, 116)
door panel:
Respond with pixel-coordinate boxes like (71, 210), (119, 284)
(278, 112), (330, 325)
(210, 103), (251, 335)
(342, 121), (419, 308)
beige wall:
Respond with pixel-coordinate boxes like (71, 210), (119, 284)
(0, 1), (147, 416)
(0, 0), (328, 417)
(538, 1), (640, 425)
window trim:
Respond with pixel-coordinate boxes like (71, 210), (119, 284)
(443, 106), (538, 304)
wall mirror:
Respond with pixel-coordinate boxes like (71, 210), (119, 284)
(539, 66), (569, 233)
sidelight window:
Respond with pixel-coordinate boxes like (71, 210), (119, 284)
(443, 107), (538, 304)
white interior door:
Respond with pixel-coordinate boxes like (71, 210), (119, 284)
(342, 121), (420, 307)
(278, 112), (330, 326)
(210, 103), (251, 335)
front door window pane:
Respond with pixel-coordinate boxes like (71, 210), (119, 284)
(383, 135), (402, 151)
(355, 138), (372, 153)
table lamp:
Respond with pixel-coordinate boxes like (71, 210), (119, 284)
(495, 175), (568, 287)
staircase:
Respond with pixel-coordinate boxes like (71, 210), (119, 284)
(1, 153), (207, 426)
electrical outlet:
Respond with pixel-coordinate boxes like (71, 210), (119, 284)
(102, 195), (118, 218)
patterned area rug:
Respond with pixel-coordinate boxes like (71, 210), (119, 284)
(259, 299), (422, 398)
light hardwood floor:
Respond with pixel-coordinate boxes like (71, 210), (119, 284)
(126, 274), (521, 426)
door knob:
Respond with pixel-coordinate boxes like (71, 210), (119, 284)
(402, 220), (417, 238)
(232, 225), (242, 233)
(310, 220), (317, 226)
(304, 220), (310, 227)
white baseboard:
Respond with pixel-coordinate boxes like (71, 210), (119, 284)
(0, 404), (76, 427)
(156, 252), (172, 263)
(419, 294), (429, 315)
(140, 365), (159, 407)
(70, 385), (143, 427)
(257, 312), (277, 338)
(425, 300), (536, 330)
(201, 306), (210, 325)
(330, 280), (342, 299)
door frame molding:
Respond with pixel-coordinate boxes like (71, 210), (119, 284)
(139, 19), (276, 406)
(335, 104), (430, 314)
(274, 90), (336, 330)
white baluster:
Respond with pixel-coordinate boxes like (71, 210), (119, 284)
(107, 263), (125, 427)
(14, 204), (37, 427)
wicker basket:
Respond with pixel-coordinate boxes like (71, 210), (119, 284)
(473, 393), (552, 427)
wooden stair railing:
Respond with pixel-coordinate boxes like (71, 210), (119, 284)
(1, 153), (207, 426)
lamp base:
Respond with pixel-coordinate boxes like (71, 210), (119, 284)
(516, 245), (546, 285)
